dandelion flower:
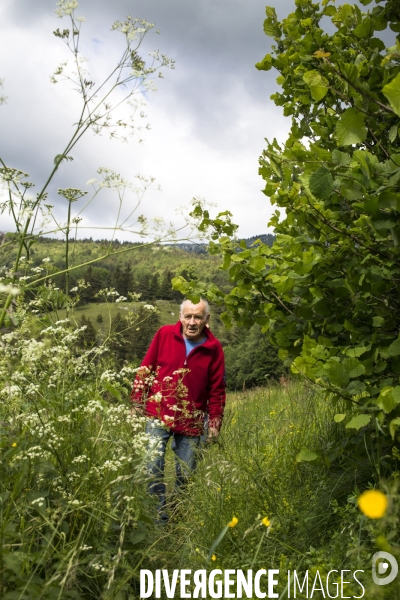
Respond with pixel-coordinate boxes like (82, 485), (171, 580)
(358, 490), (388, 519)
(262, 516), (270, 527)
(12, 442), (17, 447)
(228, 516), (238, 528)
(211, 554), (217, 561)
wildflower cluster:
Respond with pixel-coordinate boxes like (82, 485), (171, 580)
(0, 315), (154, 597)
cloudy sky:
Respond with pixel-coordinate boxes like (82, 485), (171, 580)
(0, 0), (351, 242)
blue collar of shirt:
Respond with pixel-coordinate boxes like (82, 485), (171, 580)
(184, 336), (206, 357)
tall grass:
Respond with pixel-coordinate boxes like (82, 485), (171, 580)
(159, 381), (399, 599)
(1, 313), (398, 599)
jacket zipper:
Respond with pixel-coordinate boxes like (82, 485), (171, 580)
(183, 342), (207, 367)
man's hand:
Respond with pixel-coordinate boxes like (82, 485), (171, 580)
(130, 404), (144, 417)
(207, 426), (219, 444)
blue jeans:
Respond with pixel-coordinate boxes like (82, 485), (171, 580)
(145, 419), (200, 522)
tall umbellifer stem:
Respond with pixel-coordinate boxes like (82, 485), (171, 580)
(0, 7), (175, 328)
(65, 199), (72, 318)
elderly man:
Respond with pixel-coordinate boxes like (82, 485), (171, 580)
(131, 298), (225, 522)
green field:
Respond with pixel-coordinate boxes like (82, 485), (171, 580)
(52, 299), (181, 328)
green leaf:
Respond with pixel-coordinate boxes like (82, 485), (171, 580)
(311, 86), (329, 102)
(379, 191), (400, 212)
(103, 381), (122, 400)
(296, 448), (318, 462)
(249, 256), (266, 272)
(263, 18), (281, 38)
(309, 167), (333, 200)
(346, 380), (366, 395)
(372, 218), (398, 230)
(390, 417), (400, 439)
(336, 108), (367, 146)
(377, 389), (396, 414)
(324, 6), (337, 16)
(329, 362), (349, 387)
(256, 53), (273, 71)
(389, 125), (398, 143)
(332, 149), (351, 166)
(345, 346), (369, 357)
(334, 414), (346, 423)
(388, 337), (400, 357)
(303, 70), (329, 101)
(382, 73), (400, 117)
(207, 525), (230, 562)
(343, 357), (366, 378)
(372, 316), (384, 327)
(345, 414), (371, 430)
(354, 17), (371, 38)
(392, 386), (400, 403)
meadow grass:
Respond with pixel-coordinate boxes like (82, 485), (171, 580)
(1, 328), (398, 600)
(50, 300), (180, 330)
(157, 382), (399, 599)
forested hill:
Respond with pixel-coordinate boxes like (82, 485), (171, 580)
(0, 234), (275, 304)
(241, 233), (275, 247)
(0, 235), (225, 304)
(168, 233), (276, 252)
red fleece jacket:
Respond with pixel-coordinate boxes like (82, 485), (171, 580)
(131, 322), (226, 436)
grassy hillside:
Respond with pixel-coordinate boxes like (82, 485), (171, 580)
(52, 299), (180, 329)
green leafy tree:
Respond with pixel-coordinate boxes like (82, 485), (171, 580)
(174, 0), (400, 465)
(76, 314), (97, 348)
(113, 263), (133, 297)
(224, 324), (287, 390)
(82, 265), (111, 302)
(108, 306), (160, 365)
(131, 305), (161, 359)
(159, 268), (174, 300)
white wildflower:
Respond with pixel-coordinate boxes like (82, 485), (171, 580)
(31, 497), (45, 507)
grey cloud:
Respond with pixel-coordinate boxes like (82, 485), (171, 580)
(2, 0), (383, 239)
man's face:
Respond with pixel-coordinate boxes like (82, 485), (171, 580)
(180, 301), (210, 341)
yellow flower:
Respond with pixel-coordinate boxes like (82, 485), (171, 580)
(313, 49), (331, 59)
(227, 516), (238, 528)
(358, 490), (388, 519)
(12, 443), (17, 447)
(211, 554), (217, 561)
(262, 516), (270, 527)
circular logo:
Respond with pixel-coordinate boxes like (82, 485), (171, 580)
(372, 551), (398, 586)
